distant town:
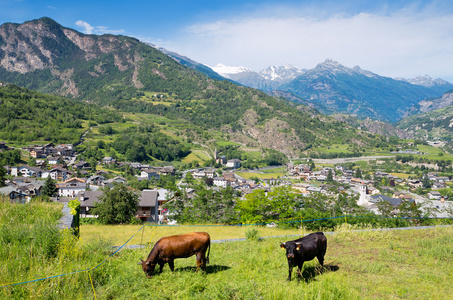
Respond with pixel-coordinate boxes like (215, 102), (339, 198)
(1, 141), (451, 224)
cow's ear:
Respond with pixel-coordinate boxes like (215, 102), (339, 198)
(280, 242), (286, 249)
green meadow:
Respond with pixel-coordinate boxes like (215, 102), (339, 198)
(2, 199), (453, 300)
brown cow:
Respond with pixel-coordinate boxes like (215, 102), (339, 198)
(140, 232), (211, 277)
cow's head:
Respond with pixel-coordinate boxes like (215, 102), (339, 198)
(140, 259), (156, 278)
(280, 241), (301, 260)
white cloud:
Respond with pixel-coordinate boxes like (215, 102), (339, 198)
(75, 20), (94, 34)
(75, 20), (125, 35)
(172, 4), (453, 81)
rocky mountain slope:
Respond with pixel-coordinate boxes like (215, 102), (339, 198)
(214, 60), (452, 123)
(279, 59), (442, 123)
(404, 90), (453, 117)
(396, 91), (453, 140)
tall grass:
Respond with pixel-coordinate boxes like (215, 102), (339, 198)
(2, 201), (453, 300)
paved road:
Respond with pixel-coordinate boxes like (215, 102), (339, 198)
(312, 156), (395, 165)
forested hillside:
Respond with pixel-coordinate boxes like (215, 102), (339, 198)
(0, 84), (118, 145)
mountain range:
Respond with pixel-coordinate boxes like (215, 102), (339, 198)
(211, 59), (453, 123)
(0, 17), (398, 159)
(0, 17), (451, 152)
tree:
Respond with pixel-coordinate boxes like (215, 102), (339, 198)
(0, 164), (6, 187)
(92, 184), (139, 224)
(326, 169), (334, 183)
(89, 158), (98, 172)
(354, 168), (362, 179)
(376, 200), (394, 217)
(422, 173), (431, 189)
(41, 176), (57, 197)
(310, 161), (315, 170)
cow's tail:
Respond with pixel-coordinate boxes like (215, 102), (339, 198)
(206, 238), (211, 264)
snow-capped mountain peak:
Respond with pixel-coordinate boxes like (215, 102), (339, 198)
(212, 64), (252, 76)
(396, 75), (453, 92)
(259, 64), (305, 81)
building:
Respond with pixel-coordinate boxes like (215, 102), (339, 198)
(213, 177), (227, 188)
(78, 189), (160, 222)
(226, 159), (241, 169)
(136, 190), (159, 222)
(140, 168), (160, 180)
(57, 178), (86, 197)
(428, 191), (442, 200)
(11, 165), (42, 178)
(0, 186), (29, 203)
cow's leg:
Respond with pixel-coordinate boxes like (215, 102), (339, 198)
(317, 252), (325, 266)
(196, 252), (203, 272)
(202, 256), (207, 272)
(287, 261), (293, 281)
(297, 261), (304, 279)
(200, 251), (207, 271)
(168, 260), (175, 272)
(159, 262), (165, 273)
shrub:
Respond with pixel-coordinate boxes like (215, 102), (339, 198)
(245, 227), (260, 241)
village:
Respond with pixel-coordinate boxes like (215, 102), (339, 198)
(1, 142), (452, 224)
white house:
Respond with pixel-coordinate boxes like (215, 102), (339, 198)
(11, 165), (43, 178)
(226, 159), (241, 169)
(428, 191), (442, 200)
(213, 177), (227, 188)
(42, 167), (71, 182)
(140, 168), (160, 180)
(57, 178), (86, 198)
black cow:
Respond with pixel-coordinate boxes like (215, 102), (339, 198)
(280, 232), (327, 281)
(140, 232), (211, 278)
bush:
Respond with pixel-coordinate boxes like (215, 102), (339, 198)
(245, 227), (260, 241)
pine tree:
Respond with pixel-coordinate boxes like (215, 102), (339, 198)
(327, 169), (334, 182)
(41, 176), (57, 197)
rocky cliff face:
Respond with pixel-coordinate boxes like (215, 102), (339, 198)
(405, 91), (453, 116)
(0, 17), (143, 98)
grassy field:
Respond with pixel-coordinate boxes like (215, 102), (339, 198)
(236, 171), (286, 180)
(3, 202), (453, 299)
(79, 224), (303, 246)
(181, 150), (211, 164)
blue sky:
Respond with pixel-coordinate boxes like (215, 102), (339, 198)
(1, 0), (453, 81)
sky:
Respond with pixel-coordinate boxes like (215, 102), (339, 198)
(1, 0), (453, 82)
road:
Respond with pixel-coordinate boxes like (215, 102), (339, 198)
(311, 156), (395, 165)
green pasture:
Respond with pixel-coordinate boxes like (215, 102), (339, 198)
(236, 171), (285, 180)
(261, 167), (286, 173)
(215, 140), (242, 147)
(417, 145), (453, 160)
(390, 172), (412, 179)
(182, 150), (211, 164)
(3, 212), (453, 300)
